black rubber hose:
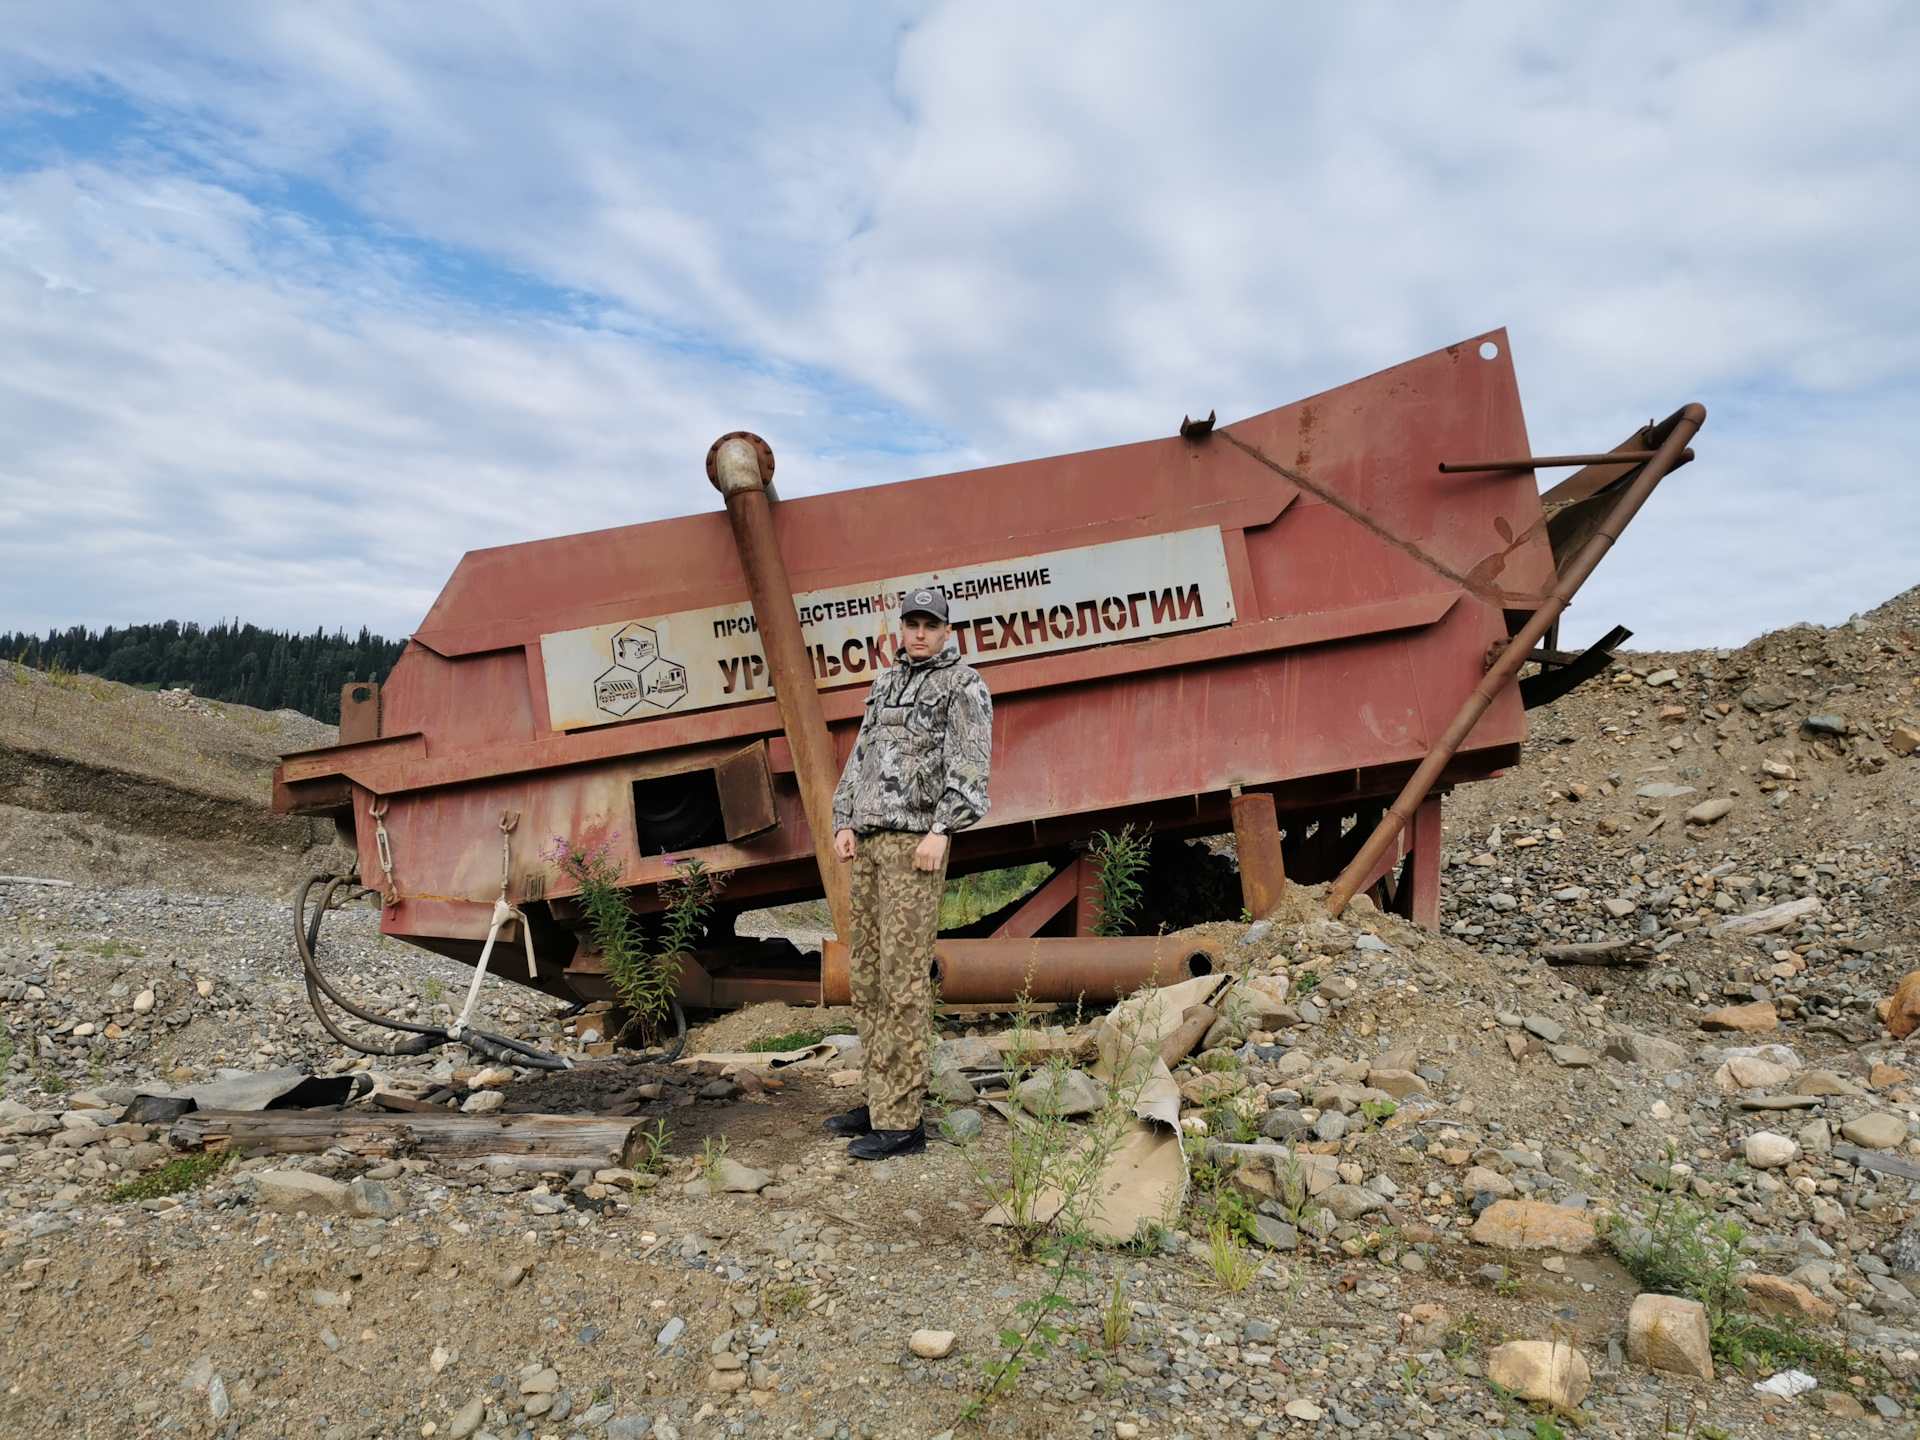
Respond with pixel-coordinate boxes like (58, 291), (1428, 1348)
(292, 871), (575, 1070)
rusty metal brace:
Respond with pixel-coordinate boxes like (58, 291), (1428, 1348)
(449, 809), (563, 1061)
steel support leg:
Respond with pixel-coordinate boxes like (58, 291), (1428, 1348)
(1231, 792), (1287, 920)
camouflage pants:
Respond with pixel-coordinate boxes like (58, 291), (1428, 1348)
(848, 830), (945, 1131)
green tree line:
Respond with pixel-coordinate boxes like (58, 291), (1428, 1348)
(1, 621), (403, 724)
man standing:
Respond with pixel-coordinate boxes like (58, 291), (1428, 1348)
(827, 587), (992, 1159)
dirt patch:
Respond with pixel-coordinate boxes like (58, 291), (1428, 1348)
(684, 1000), (856, 1055)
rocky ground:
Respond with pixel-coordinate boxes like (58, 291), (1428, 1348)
(5, 591), (1920, 1439)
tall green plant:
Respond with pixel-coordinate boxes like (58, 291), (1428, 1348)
(1087, 825), (1152, 937)
(543, 837), (727, 1030)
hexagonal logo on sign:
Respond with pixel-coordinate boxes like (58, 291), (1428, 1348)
(611, 624), (660, 668)
(640, 658), (688, 710)
(593, 665), (645, 717)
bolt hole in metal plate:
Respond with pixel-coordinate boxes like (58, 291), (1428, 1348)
(1479, 340), (1500, 360)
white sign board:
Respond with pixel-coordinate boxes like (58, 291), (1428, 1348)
(539, 526), (1234, 732)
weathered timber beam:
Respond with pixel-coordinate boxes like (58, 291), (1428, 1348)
(171, 1109), (645, 1174)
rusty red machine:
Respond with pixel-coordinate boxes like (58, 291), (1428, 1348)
(275, 330), (1702, 1025)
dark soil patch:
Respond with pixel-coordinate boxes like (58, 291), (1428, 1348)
(492, 1061), (852, 1166)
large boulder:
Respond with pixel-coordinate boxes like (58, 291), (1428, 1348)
(1626, 1293), (1714, 1380)
(1469, 1201), (1596, 1253)
(1487, 1340), (1590, 1408)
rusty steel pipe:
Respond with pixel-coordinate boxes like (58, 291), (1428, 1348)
(1438, 448), (1693, 473)
(707, 433), (852, 941)
(1326, 402), (1707, 916)
(820, 936), (1223, 1007)
(1230, 792), (1287, 920)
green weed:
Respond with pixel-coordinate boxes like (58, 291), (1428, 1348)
(1099, 1271), (1132, 1351)
(939, 862), (1054, 930)
(700, 1134), (730, 1188)
(107, 1149), (232, 1203)
(1607, 1155), (1885, 1390)
(1204, 1218), (1261, 1293)
(635, 1120), (673, 1175)
(745, 1029), (826, 1053)
(1087, 825), (1152, 937)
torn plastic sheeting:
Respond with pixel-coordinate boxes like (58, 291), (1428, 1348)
(179, 1066), (369, 1114)
(982, 1119), (1187, 1242)
(1092, 971), (1229, 1128)
(672, 1043), (835, 1069)
(1752, 1369), (1817, 1398)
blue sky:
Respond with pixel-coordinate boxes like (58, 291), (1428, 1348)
(2, 2), (1916, 651)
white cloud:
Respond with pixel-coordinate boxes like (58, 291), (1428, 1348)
(0, 1), (1916, 651)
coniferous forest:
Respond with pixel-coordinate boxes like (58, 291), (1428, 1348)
(0, 621), (403, 724)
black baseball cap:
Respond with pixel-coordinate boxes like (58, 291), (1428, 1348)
(901, 586), (949, 623)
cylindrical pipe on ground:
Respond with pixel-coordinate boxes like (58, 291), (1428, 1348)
(707, 433), (852, 941)
(1325, 402), (1707, 916)
(820, 936), (1223, 1007)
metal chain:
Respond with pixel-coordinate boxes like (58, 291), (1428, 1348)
(369, 797), (400, 909)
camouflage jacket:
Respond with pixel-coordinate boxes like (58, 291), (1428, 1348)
(830, 645), (993, 836)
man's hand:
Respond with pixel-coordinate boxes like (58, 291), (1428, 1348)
(913, 831), (949, 872)
(834, 829), (856, 863)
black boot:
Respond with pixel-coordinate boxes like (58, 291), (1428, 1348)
(823, 1105), (872, 1137)
(846, 1121), (926, 1161)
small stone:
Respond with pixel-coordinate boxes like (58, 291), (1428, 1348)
(932, 1070), (976, 1105)
(657, 1316), (686, 1346)
(1841, 1112), (1908, 1150)
(715, 1158), (774, 1193)
(1283, 1399), (1324, 1421)
(132, 989), (155, 1015)
(1487, 1340), (1591, 1408)
(1721, 1056), (1792, 1090)
(909, 1329), (956, 1359)
(1250, 1216), (1298, 1251)
(1745, 1132), (1799, 1169)
(1014, 1068), (1108, 1117)
(1627, 1293), (1714, 1380)
(941, 1109), (983, 1143)
(606, 1416), (653, 1440)
(447, 1397), (486, 1440)
(1364, 1069), (1429, 1099)
(1700, 1001), (1778, 1033)
(207, 1374), (229, 1421)
(1311, 1109), (1348, 1143)
(1685, 798), (1735, 825)
(519, 1367), (559, 1394)
(1469, 1200), (1597, 1253)
(1321, 1184), (1385, 1222)
(497, 1263), (527, 1288)
(1884, 973), (1920, 1041)
(1259, 1108), (1310, 1141)
(1549, 1045), (1596, 1068)
(254, 1170), (351, 1214)
(1816, 1390), (1869, 1419)
(461, 1090), (505, 1114)
(1601, 897), (1639, 918)
(348, 1177), (398, 1218)
(1522, 1015), (1565, 1043)
(1463, 1165), (1515, 1198)
(1740, 1274), (1835, 1321)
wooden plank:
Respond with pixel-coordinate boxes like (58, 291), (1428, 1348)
(1834, 1144), (1920, 1182)
(1541, 940), (1654, 967)
(171, 1108), (645, 1173)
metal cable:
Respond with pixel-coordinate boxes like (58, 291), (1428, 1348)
(292, 871), (574, 1070)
